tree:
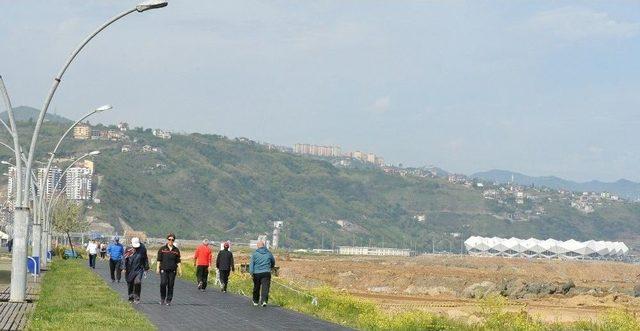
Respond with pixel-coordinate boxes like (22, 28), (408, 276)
(52, 200), (88, 257)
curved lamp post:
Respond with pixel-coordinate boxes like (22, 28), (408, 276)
(37, 105), (111, 270)
(11, 0), (167, 302)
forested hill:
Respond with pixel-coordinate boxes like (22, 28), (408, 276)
(3, 118), (640, 250)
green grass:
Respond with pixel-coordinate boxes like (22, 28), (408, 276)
(27, 259), (155, 331)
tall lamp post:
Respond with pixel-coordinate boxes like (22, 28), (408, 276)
(9, 0), (167, 302)
(38, 105), (112, 270)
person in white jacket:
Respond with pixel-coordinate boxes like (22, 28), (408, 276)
(86, 240), (98, 269)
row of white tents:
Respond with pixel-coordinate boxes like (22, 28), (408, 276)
(464, 236), (629, 260)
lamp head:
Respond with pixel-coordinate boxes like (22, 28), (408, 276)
(95, 105), (113, 113)
(1, 161), (12, 166)
(89, 151), (100, 156)
(136, 0), (168, 12)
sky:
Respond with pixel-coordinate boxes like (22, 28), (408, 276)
(1, 1), (639, 182)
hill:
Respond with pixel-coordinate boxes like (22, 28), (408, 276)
(0, 106), (72, 124)
(2, 120), (640, 250)
(472, 169), (640, 200)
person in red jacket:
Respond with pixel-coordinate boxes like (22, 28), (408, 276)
(193, 238), (213, 292)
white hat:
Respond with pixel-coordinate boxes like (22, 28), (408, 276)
(131, 237), (141, 248)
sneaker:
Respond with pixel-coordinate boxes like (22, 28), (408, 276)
(128, 298), (134, 303)
(262, 302), (267, 307)
(252, 301), (258, 306)
(134, 300), (140, 304)
(159, 300), (164, 305)
(197, 282), (202, 290)
(165, 301), (171, 306)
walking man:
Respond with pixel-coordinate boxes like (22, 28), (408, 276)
(107, 237), (125, 282)
(157, 233), (182, 305)
(123, 237), (149, 304)
(249, 240), (275, 307)
(216, 241), (235, 292)
(86, 239), (98, 269)
(193, 239), (212, 292)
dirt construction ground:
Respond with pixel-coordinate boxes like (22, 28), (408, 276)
(271, 253), (640, 323)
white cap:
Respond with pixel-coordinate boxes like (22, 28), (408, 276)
(131, 237), (141, 248)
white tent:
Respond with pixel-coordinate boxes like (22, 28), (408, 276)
(464, 236), (628, 260)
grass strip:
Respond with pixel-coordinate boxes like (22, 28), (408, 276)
(179, 263), (640, 330)
(27, 259), (155, 331)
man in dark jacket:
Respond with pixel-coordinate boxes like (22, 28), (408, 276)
(156, 233), (182, 305)
(123, 237), (149, 304)
(216, 241), (235, 292)
(249, 241), (275, 307)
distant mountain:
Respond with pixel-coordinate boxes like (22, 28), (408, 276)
(472, 169), (640, 200)
(0, 106), (72, 124)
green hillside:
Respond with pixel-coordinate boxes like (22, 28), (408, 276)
(2, 120), (640, 250)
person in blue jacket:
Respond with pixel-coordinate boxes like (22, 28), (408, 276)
(249, 240), (275, 307)
(107, 236), (125, 282)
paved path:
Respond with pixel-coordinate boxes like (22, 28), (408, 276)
(92, 261), (351, 331)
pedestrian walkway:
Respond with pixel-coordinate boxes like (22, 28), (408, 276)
(92, 261), (350, 330)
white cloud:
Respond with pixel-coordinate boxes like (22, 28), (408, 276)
(371, 96), (390, 113)
(526, 7), (640, 41)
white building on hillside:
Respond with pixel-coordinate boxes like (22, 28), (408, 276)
(66, 166), (93, 200)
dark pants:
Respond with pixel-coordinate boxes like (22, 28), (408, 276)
(252, 272), (271, 304)
(100, 251), (106, 259)
(160, 269), (177, 302)
(196, 266), (209, 289)
(127, 280), (142, 301)
(109, 259), (123, 281)
(88, 254), (97, 268)
(219, 270), (230, 291)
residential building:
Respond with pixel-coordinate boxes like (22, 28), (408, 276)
(294, 143), (341, 157)
(73, 124), (91, 140)
(117, 122), (129, 131)
(152, 129), (172, 139)
(65, 166), (93, 200)
(82, 160), (94, 173)
(36, 166), (62, 199)
(338, 246), (413, 257)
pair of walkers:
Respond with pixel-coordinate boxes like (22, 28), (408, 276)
(192, 239), (235, 293)
(118, 234), (181, 305)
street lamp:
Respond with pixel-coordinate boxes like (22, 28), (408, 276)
(37, 105), (112, 270)
(136, 0), (169, 12)
(10, 1), (167, 302)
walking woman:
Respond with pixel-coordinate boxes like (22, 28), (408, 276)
(123, 237), (149, 304)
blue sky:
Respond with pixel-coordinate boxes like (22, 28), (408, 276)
(1, 1), (639, 181)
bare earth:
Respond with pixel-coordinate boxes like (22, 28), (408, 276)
(271, 253), (640, 323)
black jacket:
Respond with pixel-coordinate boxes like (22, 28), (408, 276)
(216, 249), (234, 271)
(157, 244), (181, 271)
(123, 244), (149, 283)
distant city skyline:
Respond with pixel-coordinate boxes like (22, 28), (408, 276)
(1, 1), (639, 182)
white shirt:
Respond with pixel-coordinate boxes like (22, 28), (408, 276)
(86, 242), (98, 255)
